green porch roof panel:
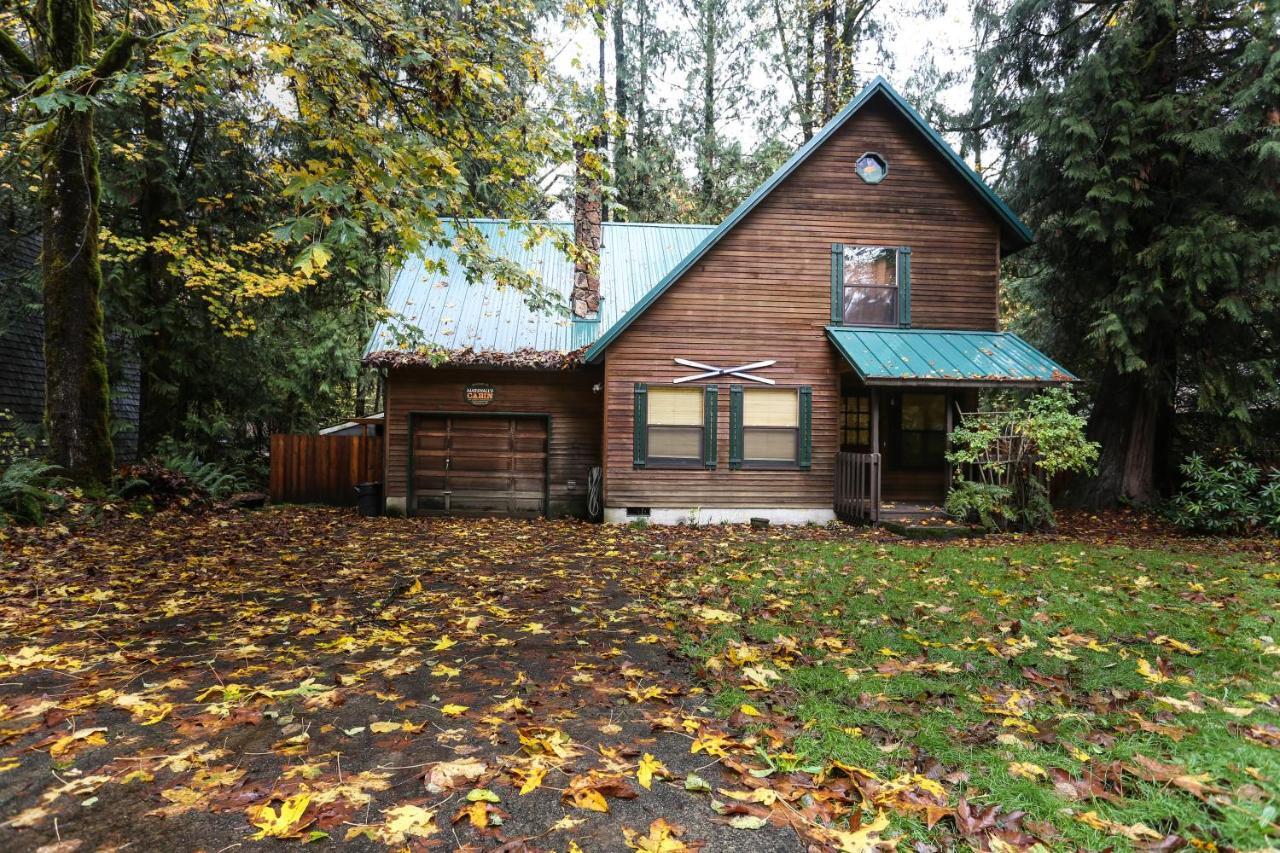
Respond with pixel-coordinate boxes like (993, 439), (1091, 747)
(826, 327), (1077, 386)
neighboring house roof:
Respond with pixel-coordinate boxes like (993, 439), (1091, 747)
(364, 219), (713, 361)
(582, 77), (1033, 365)
(826, 327), (1076, 386)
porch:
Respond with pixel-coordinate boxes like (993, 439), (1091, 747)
(831, 387), (962, 526)
(825, 326), (1077, 525)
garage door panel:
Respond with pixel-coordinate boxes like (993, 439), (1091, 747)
(450, 433), (511, 452)
(449, 453), (512, 472)
(512, 455), (545, 473)
(410, 415), (547, 518)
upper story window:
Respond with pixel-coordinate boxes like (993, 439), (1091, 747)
(855, 152), (887, 184)
(831, 244), (911, 327)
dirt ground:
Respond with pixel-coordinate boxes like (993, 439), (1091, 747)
(0, 507), (840, 852)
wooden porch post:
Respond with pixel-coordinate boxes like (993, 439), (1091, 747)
(944, 391), (954, 495)
(870, 388), (880, 454)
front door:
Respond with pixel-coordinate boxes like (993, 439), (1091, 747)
(411, 415), (548, 517)
(883, 391), (948, 503)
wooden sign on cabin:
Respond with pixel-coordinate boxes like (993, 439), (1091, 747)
(465, 383), (495, 406)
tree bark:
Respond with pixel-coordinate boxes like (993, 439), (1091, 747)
(612, 0), (630, 216)
(698, 0), (716, 208)
(39, 0), (116, 484)
(137, 75), (183, 452)
(1070, 366), (1165, 507)
(821, 0), (836, 120)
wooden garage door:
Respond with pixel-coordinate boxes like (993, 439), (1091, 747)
(411, 415), (547, 517)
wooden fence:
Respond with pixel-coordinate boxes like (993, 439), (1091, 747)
(269, 434), (384, 506)
(835, 451), (881, 523)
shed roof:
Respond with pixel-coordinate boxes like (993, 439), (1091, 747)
(364, 219), (713, 360)
(826, 327), (1076, 386)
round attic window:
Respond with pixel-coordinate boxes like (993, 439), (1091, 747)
(856, 152), (887, 184)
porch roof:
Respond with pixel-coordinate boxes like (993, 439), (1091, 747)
(826, 326), (1077, 387)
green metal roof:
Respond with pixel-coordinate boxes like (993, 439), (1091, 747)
(583, 76), (1033, 364)
(826, 326), (1077, 386)
(365, 219), (713, 357)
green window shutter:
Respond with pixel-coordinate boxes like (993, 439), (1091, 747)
(728, 384), (743, 470)
(897, 246), (912, 327)
(799, 386), (813, 470)
(703, 385), (718, 469)
(830, 244), (844, 325)
(633, 383), (647, 468)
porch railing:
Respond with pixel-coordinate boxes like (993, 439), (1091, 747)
(835, 451), (881, 523)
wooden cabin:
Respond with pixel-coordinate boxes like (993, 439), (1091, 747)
(365, 77), (1074, 524)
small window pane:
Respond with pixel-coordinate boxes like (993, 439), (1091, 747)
(902, 394), (946, 431)
(649, 425), (702, 460)
(744, 428), (797, 462)
(844, 286), (897, 325)
(649, 387), (704, 426)
(744, 389), (798, 427)
(843, 246), (897, 287)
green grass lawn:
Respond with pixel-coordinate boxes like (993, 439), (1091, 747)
(677, 537), (1280, 850)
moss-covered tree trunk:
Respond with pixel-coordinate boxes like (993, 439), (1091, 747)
(41, 103), (114, 484)
(31, 0), (135, 484)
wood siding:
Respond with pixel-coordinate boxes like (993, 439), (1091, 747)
(603, 96), (1002, 509)
(270, 434), (383, 506)
(385, 367), (602, 517)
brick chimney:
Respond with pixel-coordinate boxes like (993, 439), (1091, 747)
(572, 143), (602, 319)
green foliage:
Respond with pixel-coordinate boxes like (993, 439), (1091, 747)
(154, 441), (254, 499)
(1165, 454), (1280, 535)
(0, 458), (66, 526)
(969, 0), (1280, 491)
(943, 480), (1013, 531)
(945, 388), (1098, 530)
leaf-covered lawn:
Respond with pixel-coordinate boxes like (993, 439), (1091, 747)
(677, 536), (1280, 850)
(2, 509), (1276, 852)
(0, 507), (826, 852)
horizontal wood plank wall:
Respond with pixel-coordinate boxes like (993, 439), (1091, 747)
(385, 366), (602, 517)
(269, 434), (383, 506)
(604, 97), (1001, 510)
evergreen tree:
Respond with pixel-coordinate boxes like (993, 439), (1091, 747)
(971, 0), (1280, 505)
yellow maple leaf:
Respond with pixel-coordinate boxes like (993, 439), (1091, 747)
(440, 704), (469, 717)
(624, 817), (691, 852)
(690, 732), (731, 757)
(463, 800), (488, 828)
(378, 804), (438, 844)
(250, 793), (311, 839)
(1137, 657), (1170, 684)
(637, 753), (667, 790)
(517, 762), (547, 795)
(569, 787), (609, 812)
(1008, 761), (1047, 780)
(431, 635), (457, 651)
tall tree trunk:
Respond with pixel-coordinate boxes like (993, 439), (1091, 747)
(612, 0), (630, 216)
(39, 0), (114, 484)
(137, 76), (183, 452)
(1072, 366), (1165, 507)
(802, 10), (816, 140)
(821, 0), (836, 120)
(698, 0), (716, 208)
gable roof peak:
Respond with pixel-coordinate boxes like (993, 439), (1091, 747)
(582, 76), (1032, 364)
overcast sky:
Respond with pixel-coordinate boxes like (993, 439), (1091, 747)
(546, 0), (978, 155)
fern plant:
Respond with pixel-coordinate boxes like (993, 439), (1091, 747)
(160, 450), (250, 499)
(0, 458), (66, 526)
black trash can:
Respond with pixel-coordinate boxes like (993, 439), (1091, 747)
(355, 482), (382, 517)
